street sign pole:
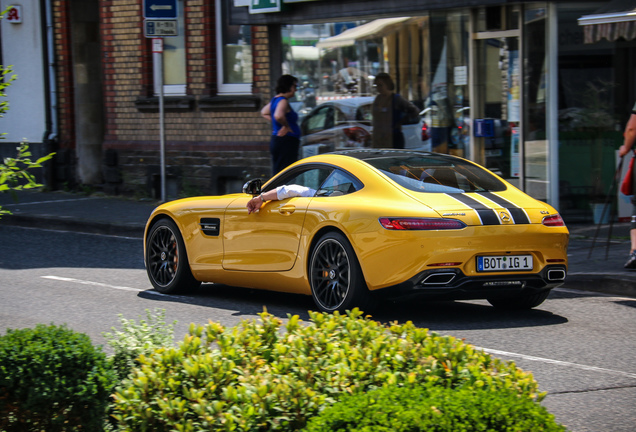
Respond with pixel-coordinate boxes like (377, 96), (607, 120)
(144, 0), (177, 202)
(152, 38), (166, 203)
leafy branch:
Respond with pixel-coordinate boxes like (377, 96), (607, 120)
(0, 61), (55, 217)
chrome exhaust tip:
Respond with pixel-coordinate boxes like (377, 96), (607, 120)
(421, 272), (457, 286)
(547, 269), (566, 281)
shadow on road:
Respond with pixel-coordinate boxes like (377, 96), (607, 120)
(138, 283), (573, 332)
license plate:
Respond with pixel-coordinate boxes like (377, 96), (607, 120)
(477, 255), (533, 272)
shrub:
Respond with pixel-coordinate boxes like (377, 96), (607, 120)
(0, 324), (116, 431)
(303, 385), (567, 431)
(103, 308), (177, 381)
(111, 309), (545, 431)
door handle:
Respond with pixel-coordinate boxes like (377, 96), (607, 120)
(279, 205), (296, 215)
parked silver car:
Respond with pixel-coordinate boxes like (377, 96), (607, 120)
(300, 97), (431, 158)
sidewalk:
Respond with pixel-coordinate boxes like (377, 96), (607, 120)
(1, 189), (635, 298)
(0, 190), (157, 238)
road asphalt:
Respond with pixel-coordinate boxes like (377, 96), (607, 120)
(1, 189), (634, 299)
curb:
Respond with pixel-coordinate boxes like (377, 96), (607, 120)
(1, 214), (145, 238)
(562, 273), (636, 298)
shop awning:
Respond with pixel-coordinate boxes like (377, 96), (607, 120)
(578, 0), (636, 43)
(315, 17), (410, 49)
(287, 46), (320, 60)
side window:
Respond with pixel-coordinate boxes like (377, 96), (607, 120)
(267, 167), (333, 193)
(304, 106), (332, 134)
(334, 107), (347, 125)
(317, 169), (363, 196)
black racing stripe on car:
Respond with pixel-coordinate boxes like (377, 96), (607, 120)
(477, 192), (531, 224)
(449, 194), (500, 225)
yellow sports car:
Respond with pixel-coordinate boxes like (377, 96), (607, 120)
(144, 149), (568, 313)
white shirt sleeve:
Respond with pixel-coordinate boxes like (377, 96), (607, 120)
(276, 184), (316, 200)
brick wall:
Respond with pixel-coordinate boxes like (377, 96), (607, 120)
(54, 0), (273, 197)
(53, 0), (75, 151)
(50, 0), (77, 186)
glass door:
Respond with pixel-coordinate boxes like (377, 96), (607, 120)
(473, 35), (521, 186)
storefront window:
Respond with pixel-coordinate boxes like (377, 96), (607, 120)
(523, 6), (548, 199)
(557, 3), (624, 222)
(216, 0), (253, 94)
(427, 11), (470, 157)
(283, 14), (468, 156)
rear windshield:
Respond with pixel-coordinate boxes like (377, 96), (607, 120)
(362, 154), (506, 193)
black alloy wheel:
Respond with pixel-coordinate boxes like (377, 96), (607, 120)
(309, 232), (374, 313)
(146, 219), (200, 294)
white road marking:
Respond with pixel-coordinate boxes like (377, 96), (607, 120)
(38, 276), (636, 380)
(555, 287), (635, 300)
(477, 347), (636, 380)
(41, 276), (144, 292)
(40, 275), (190, 300)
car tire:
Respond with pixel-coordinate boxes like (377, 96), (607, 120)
(309, 232), (376, 313)
(146, 218), (201, 294)
(487, 289), (551, 310)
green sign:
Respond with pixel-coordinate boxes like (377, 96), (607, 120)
(249, 0), (281, 14)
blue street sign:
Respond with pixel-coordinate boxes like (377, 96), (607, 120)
(144, 0), (178, 19)
(474, 119), (495, 138)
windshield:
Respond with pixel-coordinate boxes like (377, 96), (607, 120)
(362, 154), (506, 193)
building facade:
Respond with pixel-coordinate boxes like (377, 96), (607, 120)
(1, 0), (634, 223)
(0, 1), (54, 183)
(52, 0), (273, 198)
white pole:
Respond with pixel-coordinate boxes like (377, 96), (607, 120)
(152, 38), (166, 202)
(547, 3), (559, 209)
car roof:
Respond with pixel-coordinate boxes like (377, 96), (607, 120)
(323, 96), (374, 108)
(304, 97), (375, 122)
(328, 148), (465, 164)
(284, 149), (472, 185)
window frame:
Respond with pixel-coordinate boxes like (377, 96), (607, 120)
(215, 0), (253, 95)
(153, 0), (187, 96)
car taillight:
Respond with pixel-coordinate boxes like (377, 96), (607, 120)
(421, 122), (430, 141)
(542, 214), (565, 227)
(379, 217), (466, 230)
(343, 127), (370, 146)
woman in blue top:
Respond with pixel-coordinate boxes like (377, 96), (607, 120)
(261, 74), (301, 175)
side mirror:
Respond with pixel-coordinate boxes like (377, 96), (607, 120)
(242, 178), (262, 196)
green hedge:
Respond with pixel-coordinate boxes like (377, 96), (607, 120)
(303, 385), (566, 431)
(0, 324), (115, 431)
(111, 309), (545, 431)
(103, 309), (177, 381)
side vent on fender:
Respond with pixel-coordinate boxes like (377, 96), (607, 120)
(200, 218), (220, 236)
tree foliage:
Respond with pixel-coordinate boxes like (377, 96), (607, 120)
(0, 61), (54, 218)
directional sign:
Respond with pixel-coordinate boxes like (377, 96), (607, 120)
(144, 0), (178, 19)
(145, 19), (178, 37)
(249, 0), (281, 14)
